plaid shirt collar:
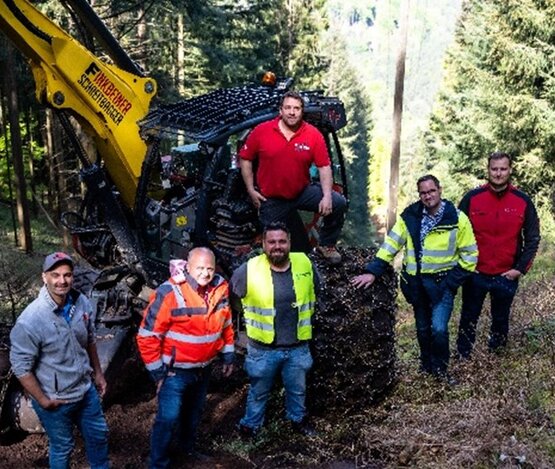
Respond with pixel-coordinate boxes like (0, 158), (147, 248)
(420, 200), (446, 244)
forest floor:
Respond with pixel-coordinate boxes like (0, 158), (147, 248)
(0, 219), (554, 467)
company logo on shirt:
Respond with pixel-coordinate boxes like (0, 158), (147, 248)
(294, 143), (310, 152)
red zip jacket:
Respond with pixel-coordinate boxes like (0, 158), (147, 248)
(459, 184), (540, 275)
(137, 274), (234, 381)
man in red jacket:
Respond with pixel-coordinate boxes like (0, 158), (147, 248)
(137, 247), (234, 468)
(456, 152), (540, 358)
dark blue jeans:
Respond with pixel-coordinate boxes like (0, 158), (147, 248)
(260, 183), (347, 246)
(457, 272), (519, 358)
(413, 276), (456, 376)
(149, 366), (211, 469)
(32, 385), (109, 469)
(240, 343), (313, 430)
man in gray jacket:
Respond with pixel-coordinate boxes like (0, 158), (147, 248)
(10, 252), (109, 468)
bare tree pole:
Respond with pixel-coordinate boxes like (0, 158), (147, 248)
(387, 0), (410, 231)
(1, 94), (19, 247)
(5, 42), (33, 253)
(176, 13), (185, 146)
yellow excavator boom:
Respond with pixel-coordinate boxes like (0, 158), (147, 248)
(0, 0), (157, 206)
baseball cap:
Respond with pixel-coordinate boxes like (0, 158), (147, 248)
(43, 252), (74, 272)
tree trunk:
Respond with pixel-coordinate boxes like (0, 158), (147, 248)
(25, 107), (38, 216)
(136, 3), (147, 71)
(387, 0), (410, 231)
(43, 108), (58, 215)
(0, 85), (19, 246)
(5, 43), (33, 253)
(176, 13), (185, 145)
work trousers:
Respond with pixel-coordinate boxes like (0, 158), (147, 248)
(149, 366), (211, 469)
(260, 183), (347, 246)
(413, 275), (456, 376)
(32, 385), (109, 469)
(240, 343), (313, 430)
(457, 272), (519, 358)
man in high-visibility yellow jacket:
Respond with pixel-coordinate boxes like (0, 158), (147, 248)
(231, 221), (319, 437)
(352, 175), (478, 382)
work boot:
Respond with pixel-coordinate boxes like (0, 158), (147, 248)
(291, 417), (317, 436)
(316, 245), (342, 265)
(236, 423), (257, 439)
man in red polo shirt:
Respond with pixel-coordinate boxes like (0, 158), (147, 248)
(239, 90), (347, 264)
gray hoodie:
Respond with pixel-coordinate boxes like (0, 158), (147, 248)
(10, 286), (96, 402)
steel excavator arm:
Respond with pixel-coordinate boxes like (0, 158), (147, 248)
(0, 0), (157, 207)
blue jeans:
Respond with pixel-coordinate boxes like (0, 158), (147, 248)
(149, 366), (211, 469)
(413, 276), (456, 375)
(457, 272), (519, 357)
(32, 385), (109, 469)
(240, 343), (313, 430)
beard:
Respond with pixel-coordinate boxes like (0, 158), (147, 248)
(267, 250), (289, 267)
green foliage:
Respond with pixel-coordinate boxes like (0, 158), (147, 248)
(324, 30), (374, 245)
(327, 0), (464, 228)
(0, 119), (46, 202)
(0, 206), (62, 322)
(424, 0), (555, 220)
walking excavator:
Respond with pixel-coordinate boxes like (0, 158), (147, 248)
(0, 0), (349, 435)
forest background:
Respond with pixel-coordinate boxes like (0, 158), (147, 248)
(1, 0), (554, 251)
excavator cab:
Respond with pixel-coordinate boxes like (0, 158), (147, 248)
(134, 77), (349, 275)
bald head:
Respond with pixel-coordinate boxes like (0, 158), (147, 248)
(187, 247), (216, 286)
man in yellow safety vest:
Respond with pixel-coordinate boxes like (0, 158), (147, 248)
(231, 221), (319, 437)
(352, 175), (478, 383)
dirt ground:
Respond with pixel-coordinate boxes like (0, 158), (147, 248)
(0, 388), (241, 468)
(0, 371), (357, 469)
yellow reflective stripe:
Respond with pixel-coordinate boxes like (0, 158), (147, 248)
(448, 230), (457, 252)
(381, 242), (398, 255)
(422, 249), (454, 257)
(421, 261), (457, 271)
(459, 243), (478, 252)
(388, 230), (406, 245)
(460, 253), (478, 263)
(296, 301), (315, 312)
(243, 306), (275, 316)
(166, 330), (222, 344)
(299, 318), (311, 327)
(245, 318), (273, 331)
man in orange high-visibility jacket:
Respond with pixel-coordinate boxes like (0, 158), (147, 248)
(137, 247), (234, 468)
